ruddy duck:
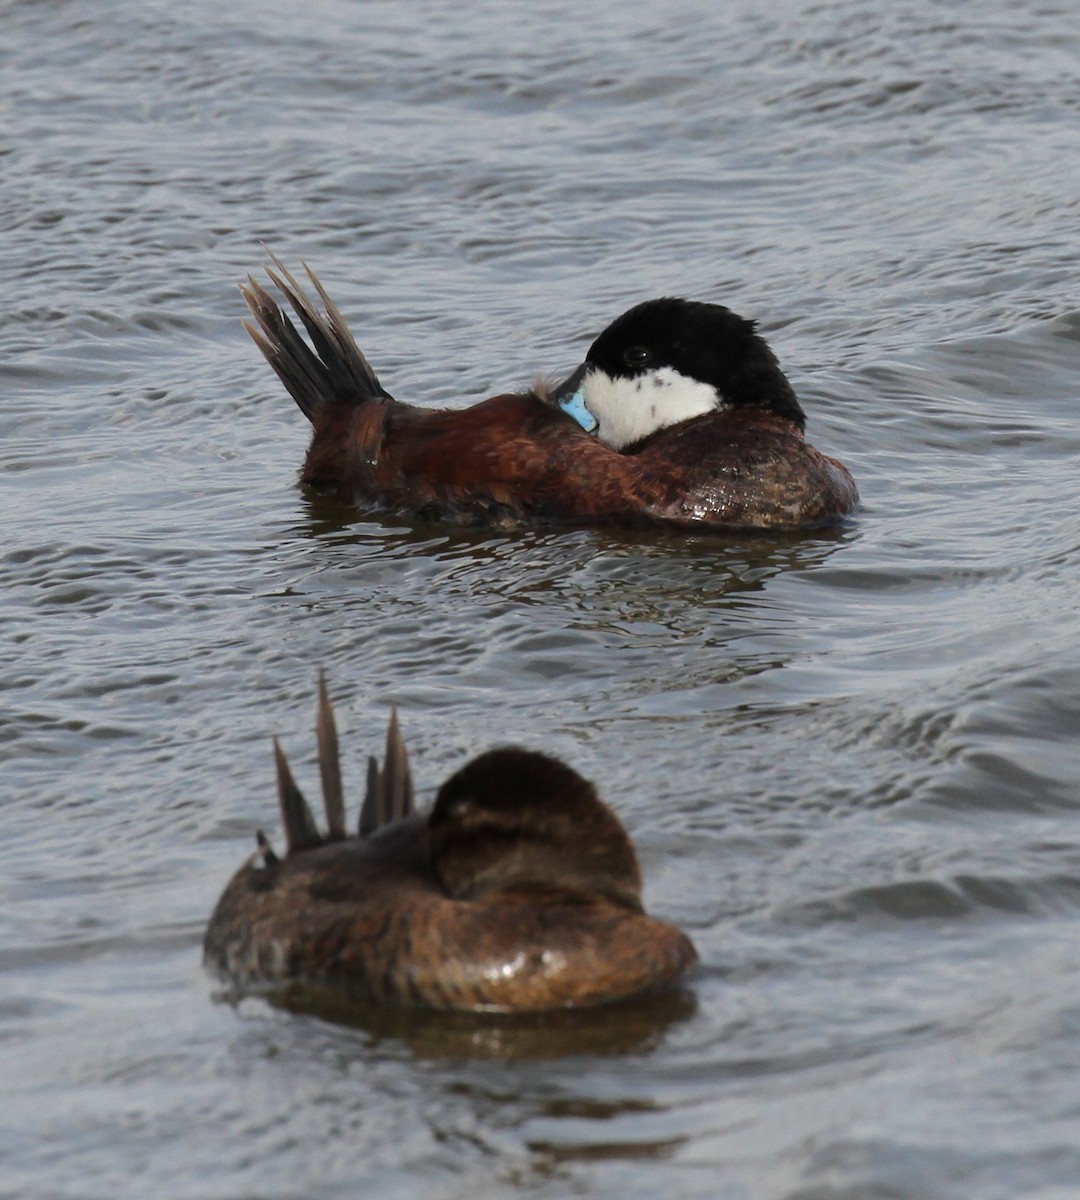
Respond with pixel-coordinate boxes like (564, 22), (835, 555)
(241, 258), (858, 531)
(204, 676), (696, 1012)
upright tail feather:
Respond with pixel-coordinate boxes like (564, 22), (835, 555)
(260, 677), (416, 860)
(316, 669), (346, 841)
(359, 707), (415, 836)
(240, 253), (392, 423)
(273, 739), (323, 854)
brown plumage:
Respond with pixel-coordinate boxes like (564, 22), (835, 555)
(241, 258), (858, 531)
(204, 680), (696, 1013)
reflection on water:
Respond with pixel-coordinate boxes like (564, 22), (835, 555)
(263, 985), (697, 1061)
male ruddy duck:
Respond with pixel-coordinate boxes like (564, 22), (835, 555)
(204, 676), (696, 1012)
(241, 257), (858, 531)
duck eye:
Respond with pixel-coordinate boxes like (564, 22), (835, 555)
(623, 345), (651, 368)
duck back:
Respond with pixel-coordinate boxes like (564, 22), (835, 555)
(242, 258), (858, 530)
(204, 679), (696, 1013)
(206, 819), (695, 1011)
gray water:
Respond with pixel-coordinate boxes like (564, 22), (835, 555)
(3, 0), (1080, 1196)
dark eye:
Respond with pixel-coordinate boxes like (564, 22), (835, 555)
(623, 345), (651, 368)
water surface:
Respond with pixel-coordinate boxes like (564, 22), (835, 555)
(3, 1), (1080, 1196)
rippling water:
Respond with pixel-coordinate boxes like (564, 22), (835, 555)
(4, 0), (1080, 1196)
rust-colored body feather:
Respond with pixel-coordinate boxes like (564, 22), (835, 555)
(241, 261), (858, 531)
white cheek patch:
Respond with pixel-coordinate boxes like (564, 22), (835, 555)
(582, 367), (720, 450)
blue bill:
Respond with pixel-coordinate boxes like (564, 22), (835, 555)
(559, 389), (598, 434)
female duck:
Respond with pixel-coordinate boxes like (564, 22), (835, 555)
(205, 677), (696, 1012)
(241, 259), (858, 531)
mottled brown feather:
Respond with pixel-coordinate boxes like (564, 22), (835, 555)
(206, 686), (696, 1013)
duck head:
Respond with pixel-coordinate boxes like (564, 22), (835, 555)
(428, 748), (644, 911)
(552, 297), (806, 451)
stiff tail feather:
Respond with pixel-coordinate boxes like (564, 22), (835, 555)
(260, 676), (415, 860)
(359, 706), (415, 836)
(240, 253), (392, 423)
